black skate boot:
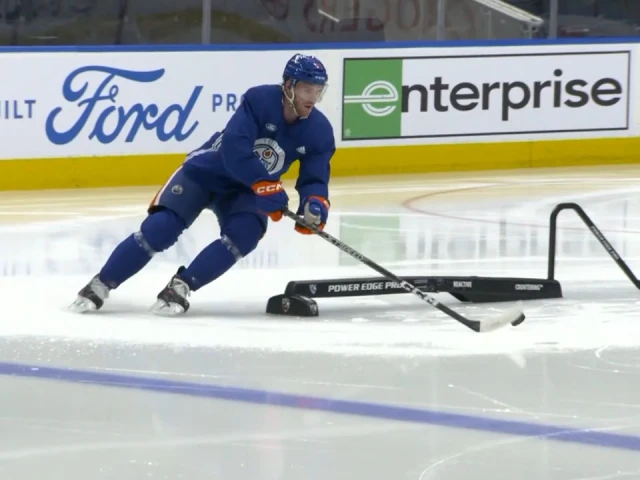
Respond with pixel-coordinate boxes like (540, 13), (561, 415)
(69, 274), (110, 313)
(150, 267), (191, 316)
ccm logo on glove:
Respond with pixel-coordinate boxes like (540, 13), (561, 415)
(253, 181), (283, 195)
(252, 180), (288, 222)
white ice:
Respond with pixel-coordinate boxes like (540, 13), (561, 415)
(2, 168), (640, 358)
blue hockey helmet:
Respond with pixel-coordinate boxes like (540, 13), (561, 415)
(282, 54), (328, 115)
(282, 53), (328, 87)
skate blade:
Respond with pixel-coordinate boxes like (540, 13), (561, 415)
(68, 297), (98, 314)
(149, 299), (186, 317)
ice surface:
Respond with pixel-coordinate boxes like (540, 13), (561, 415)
(3, 168), (640, 480)
(2, 168), (640, 357)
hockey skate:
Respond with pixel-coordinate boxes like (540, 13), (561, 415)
(150, 267), (191, 316)
(69, 274), (110, 313)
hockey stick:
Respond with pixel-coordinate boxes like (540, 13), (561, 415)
(284, 209), (525, 333)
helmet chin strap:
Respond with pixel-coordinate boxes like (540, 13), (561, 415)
(283, 83), (302, 117)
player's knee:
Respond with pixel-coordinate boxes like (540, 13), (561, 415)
(221, 214), (264, 259)
(137, 208), (186, 254)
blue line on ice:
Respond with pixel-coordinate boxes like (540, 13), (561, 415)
(1, 360), (639, 452)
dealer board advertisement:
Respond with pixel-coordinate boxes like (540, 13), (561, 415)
(0, 42), (636, 161)
(341, 48), (633, 142)
(0, 50), (296, 161)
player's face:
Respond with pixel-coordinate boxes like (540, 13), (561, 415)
(293, 81), (326, 116)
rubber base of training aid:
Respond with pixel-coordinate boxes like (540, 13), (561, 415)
(266, 294), (319, 317)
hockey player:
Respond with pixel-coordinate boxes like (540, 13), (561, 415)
(70, 53), (335, 316)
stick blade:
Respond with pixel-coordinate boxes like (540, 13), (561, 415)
(478, 302), (526, 333)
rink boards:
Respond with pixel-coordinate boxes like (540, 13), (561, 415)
(0, 40), (639, 190)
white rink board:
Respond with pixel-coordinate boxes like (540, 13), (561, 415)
(0, 41), (638, 161)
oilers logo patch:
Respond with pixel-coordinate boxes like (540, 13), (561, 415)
(254, 138), (286, 174)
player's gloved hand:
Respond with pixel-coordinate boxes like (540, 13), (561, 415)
(252, 180), (288, 222)
(295, 196), (330, 235)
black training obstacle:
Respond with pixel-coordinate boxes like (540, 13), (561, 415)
(266, 203), (637, 317)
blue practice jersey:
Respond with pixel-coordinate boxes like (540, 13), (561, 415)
(182, 84), (336, 202)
